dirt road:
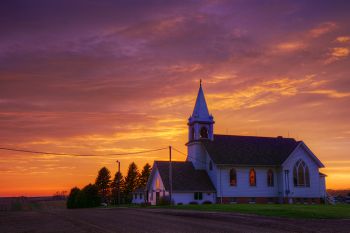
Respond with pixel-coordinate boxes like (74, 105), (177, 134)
(1, 207), (349, 233)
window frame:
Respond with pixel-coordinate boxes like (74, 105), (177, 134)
(249, 168), (256, 186)
(194, 192), (203, 200)
(293, 159), (310, 187)
(267, 169), (274, 187)
(229, 168), (237, 186)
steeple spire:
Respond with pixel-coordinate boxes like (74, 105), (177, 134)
(192, 80), (210, 120)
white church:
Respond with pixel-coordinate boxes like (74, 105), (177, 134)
(145, 82), (326, 205)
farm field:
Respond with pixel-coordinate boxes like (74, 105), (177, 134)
(1, 201), (350, 233)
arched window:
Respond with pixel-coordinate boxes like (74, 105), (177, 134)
(293, 159), (310, 187)
(229, 168), (237, 186)
(249, 168), (256, 186)
(209, 161), (213, 171)
(200, 127), (208, 138)
(267, 169), (274, 186)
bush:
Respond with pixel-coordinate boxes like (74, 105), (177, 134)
(177, 203), (183, 205)
(202, 201), (212, 204)
(66, 184), (100, 209)
(189, 201), (198, 205)
(67, 187), (80, 209)
(158, 196), (171, 206)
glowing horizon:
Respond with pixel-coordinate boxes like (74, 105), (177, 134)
(1, 0), (350, 196)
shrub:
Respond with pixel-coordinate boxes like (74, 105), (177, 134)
(66, 184), (100, 209)
(189, 201), (198, 205)
(67, 187), (80, 209)
(202, 201), (212, 204)
(158, 196), (171, 206)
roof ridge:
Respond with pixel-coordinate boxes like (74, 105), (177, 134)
(213, 134), (296, 140)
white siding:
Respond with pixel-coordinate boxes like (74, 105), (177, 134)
(319, 176), (326, 199)
(187, 141), (207, 170)
(282, 145), (323, 198)
(147, 168), (169, 205)
(216, 166), (279, 197)
(172, 192), (215, 205)
(132, 193), (145, 204)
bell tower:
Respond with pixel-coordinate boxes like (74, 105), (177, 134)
(187, 80), (214, 169)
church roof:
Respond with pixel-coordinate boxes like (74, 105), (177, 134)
(154, 161), (216, 192)
(202, 134), (300, 165)
(191, 82), (211, 121)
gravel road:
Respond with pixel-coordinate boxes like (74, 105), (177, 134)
(1, 207), (349, 233)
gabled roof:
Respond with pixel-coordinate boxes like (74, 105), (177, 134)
(154, 161), (215, 192)
(202, 134), (300, 166)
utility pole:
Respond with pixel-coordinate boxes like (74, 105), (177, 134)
(116, 160), (121, 205)
(169, 146), (172, 205)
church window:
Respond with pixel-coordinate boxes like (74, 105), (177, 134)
(194, 192), (203, 200)
(267, 169), (274, 186)
(293, 159), (310, 187)
(249, 168), (256, 186)
(200, 127), (208, 138)
(156, 177), (160, 189)
(209, 161), (213, 171)
(229, 168), (237, 186)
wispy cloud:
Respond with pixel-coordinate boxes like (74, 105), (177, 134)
(309, 22), (337, 38)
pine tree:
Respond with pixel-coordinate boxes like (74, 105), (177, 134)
(111, 171), (125, 204)
(67, 187), (80, 209)
(95, 167), (111, 203)
(124, 162), (139, 203)
(138, 163), (152, 188)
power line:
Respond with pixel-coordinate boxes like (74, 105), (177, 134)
(0, 146), (168, 157)
(172, 147), (207, 165)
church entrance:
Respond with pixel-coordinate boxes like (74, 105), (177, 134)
(156, 192), (160, 205)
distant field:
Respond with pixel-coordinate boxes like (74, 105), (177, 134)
(157, 204), (350, 219)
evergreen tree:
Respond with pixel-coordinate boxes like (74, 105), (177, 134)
(111, 171), (125, 204)
(95, 167), (111, 203)
(82, 184), (100, 207)
(138, 163), (152, 188)
(124, 162), (139, 203)
(67, 187), (80, 209)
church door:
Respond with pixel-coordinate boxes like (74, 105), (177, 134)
(156, 192), (160, 205)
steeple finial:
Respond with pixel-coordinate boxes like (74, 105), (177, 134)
(200, 79), (202, 86)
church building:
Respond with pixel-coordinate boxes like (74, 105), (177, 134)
(146, 82), (326, 205)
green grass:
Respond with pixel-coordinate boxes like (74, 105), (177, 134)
(155, 204), (350, 219)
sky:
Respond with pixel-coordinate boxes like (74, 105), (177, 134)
(0, 0), (350, 196)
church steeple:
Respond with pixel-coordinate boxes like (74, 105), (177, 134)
(188, 80), (214, 142)
(192, 80), (210, 120)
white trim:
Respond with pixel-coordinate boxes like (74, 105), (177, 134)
(282, 141), (324, 168)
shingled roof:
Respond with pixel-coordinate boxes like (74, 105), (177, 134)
(155, 161), (215, 192)
(202, 134), (300, 166)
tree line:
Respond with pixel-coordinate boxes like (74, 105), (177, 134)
(67, 162), (151, 208)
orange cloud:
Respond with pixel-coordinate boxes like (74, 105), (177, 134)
(276, 41), (305, 52)
(325, 47), (350, 64)
(304, 89), (350, 98)
(309, 22), (337, 38)
(336, 36), (350, 43)
(332, 47), (350, 57)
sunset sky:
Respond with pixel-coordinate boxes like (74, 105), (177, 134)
(1, 0), (350, 196)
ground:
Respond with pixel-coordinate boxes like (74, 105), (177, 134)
(158, 203), (350, 219)
(1, 205), (350, 233)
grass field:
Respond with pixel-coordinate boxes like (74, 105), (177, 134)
(158, 204), (350, 219)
